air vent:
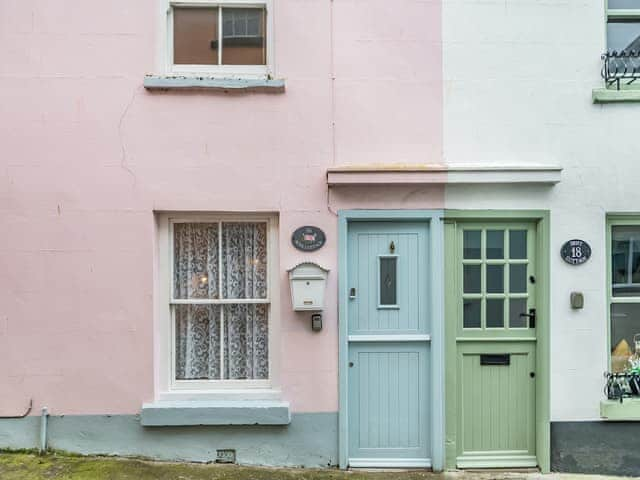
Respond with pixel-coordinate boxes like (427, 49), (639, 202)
(216, 449), (236, 464)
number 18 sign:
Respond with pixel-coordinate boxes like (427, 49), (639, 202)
(561, 239), (591, 265)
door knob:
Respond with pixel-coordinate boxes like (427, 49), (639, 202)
(349, 362), (354, 368)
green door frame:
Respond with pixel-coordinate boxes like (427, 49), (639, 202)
(338, 210), (445, 470)
(443, 210), (551, 473)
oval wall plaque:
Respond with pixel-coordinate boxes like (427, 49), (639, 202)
(561, 239), (591, 265)
(292, 226), (326, 252)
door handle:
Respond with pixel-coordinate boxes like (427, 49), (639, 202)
(349, 288), (356, 299)
(519, 308), (536, 328)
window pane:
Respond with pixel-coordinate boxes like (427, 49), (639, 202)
(463, 299), (481, 328)
(463, 265), (481, 294)
(463, 230), (481, 259)
(486, 265), (504, 293)
(380, 257), (397, 305)
(611, 303), (640, 373)
(510, 264), (527, 293)
(224, 304), (269, 379)
(174, 223), (219, 299)
(486, 299), (504, 328)
(509, 230), (527, 259)
(612, 226), (640, 297)
(175, 305), (221, 380)
(173, 7), (219, 65)
(609, 0), (640, 9)
(607, 21), (640, 53)
(222, 222), (268, 299)
(486, 230), (504, 259)
(221, 8), (266, 65)
(509, 298), (528, 328)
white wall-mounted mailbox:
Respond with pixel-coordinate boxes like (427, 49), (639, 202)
(288, 262), (329, 311)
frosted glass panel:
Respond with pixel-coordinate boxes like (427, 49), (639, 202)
(380, 257), (398, 306)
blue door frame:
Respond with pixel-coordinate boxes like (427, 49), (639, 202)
(338, 210), (445, 470)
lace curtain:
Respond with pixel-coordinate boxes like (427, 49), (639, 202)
(174, 222), (268, 380)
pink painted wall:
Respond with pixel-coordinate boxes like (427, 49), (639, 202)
(0, 0), (442, 415)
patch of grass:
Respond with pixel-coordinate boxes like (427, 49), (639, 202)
(0, 453), (444, 480)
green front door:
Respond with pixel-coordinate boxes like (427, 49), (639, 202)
(455, 223), (538, 468)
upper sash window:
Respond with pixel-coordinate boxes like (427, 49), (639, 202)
(165, 1), (271, 78)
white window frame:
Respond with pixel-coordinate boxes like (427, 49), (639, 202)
(156, 213), (281, 401)
(158, 0), (273, 79)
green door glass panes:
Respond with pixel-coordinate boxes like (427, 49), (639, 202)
(461, 227), (534, 332)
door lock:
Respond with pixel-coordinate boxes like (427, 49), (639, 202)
(519, 308), (536, 328)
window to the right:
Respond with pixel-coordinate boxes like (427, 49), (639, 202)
(609, 217), (640, 372)
(604, 1), (640, 89)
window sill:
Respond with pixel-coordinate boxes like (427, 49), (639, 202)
(140, 399), (291, 426)
(143, 75), (285, 93)
(600, 398), (640, 421)
(592, 88), (640, 104)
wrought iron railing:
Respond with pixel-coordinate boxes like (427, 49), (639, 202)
(602, 50), (640, 90)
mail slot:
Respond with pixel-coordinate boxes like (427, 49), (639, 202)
(480, 354), (510, 366)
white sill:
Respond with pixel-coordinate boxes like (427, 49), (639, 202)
(143, 74), (285, 92)
(141, 398), (291, 426)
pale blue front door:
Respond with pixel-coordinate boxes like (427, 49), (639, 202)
(347, 222), (431, 467)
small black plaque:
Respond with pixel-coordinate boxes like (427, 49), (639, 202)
(561, 239), (591, 265)
(292, 226), (326, 252)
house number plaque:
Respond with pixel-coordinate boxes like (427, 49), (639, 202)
(292, 226), (326, 252)
(561, 239), (591, 265)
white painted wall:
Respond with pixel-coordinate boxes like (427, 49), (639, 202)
(443, 0), (640, 421)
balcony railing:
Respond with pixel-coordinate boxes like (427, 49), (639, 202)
(602, 50), (640, 90)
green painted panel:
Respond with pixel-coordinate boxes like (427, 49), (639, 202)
(457, 342), (536, 463)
